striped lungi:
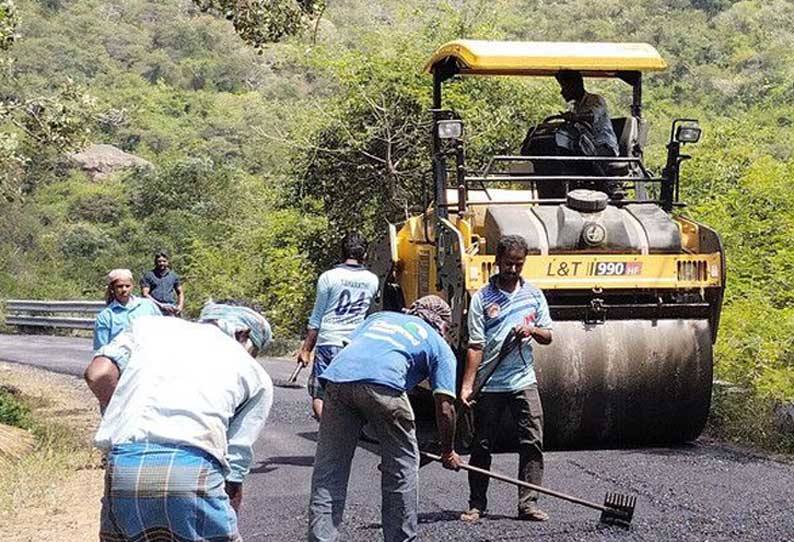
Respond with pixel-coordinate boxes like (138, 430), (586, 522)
(100, 442), (241, 542)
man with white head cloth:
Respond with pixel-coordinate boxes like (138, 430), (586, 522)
(93, 268), (161, 350)
(84, 300), (274, 542)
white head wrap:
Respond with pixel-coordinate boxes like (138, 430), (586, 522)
(107, 268), (133, 285)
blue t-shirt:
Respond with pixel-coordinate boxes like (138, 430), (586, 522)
(468, 277), (553, 392)
(320, 312), (457, 398)
(93, 296), (162, 350)
(307, 263), (379, 347)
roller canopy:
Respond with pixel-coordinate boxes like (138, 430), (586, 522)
(425, 40), (667, 82)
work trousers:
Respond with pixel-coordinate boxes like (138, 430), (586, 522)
(468, 385), (544, 514)
(308, 382), (418, 542)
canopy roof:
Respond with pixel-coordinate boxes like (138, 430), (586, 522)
(425, 40), (667, 79)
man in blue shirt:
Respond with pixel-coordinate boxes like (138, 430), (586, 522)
(298, 232), (379, 420)
(94, 268), (162, 350)
(460, 235), (554, 523)
(308, 295), (462, 542)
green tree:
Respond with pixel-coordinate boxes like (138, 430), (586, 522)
(0, 0), (16, 53)
(286, 32), (557, 257)
(193, 0), (325, 47)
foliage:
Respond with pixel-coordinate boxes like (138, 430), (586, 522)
(193, 0), (325, 47)
(1, 78), (96, 201)
(0, 0), (17, 53)
(286, 10), (558, 265)
(0, 386), (33, 430)
(707, 386), (794, 454)
(185, 206), (328, 334)
(128, 158), (239, 220)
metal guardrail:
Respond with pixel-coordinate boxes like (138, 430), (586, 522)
(4, 299), (104, 330)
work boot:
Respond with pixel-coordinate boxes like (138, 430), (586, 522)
(517, 506), (549, 522)
(460, 507), (483, 523)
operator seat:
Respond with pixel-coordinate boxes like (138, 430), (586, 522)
(606, 116), (647, 177)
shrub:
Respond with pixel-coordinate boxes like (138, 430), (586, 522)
(0, 386), (33, 430)
(59, 222), (112, 259)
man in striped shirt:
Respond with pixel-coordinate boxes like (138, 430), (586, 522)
(298, 232), (380, 419)
(460, 235), (554, 523)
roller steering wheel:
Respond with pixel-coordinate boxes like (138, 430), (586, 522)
(522, 114), (567, 146)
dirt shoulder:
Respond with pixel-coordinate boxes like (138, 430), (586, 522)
(0, 362), (102, 542)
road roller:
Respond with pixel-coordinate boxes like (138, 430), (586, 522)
(369, 40), (726, 449)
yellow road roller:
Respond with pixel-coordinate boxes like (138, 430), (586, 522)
(370, 40), (725, 449)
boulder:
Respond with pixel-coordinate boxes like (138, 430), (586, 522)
(69, 144), (152, 179)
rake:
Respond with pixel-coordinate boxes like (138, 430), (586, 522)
(421, 451), (636, 527)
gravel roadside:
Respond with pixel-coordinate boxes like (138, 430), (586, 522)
(0, 361), (102, 542)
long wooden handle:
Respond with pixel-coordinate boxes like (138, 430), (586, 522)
(420, 451), (604, 512)
(469, 331), (525, 401)
(287, 362), (304, 383)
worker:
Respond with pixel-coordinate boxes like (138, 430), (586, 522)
(84, 300), (273, 542)
(555, 69), (619, 158)
(140, 250), (185, 316)
(308, 295), (462, 542)
(93, 268), (161, 350)
(298, 232), (379, 420)
(459, 235), (553, 523)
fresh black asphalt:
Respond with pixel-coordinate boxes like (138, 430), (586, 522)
(1, 333), (793, 541)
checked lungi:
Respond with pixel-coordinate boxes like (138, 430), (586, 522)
(100, 442), (241, 542)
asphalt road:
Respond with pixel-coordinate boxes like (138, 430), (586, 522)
(2, 333), (793, 541)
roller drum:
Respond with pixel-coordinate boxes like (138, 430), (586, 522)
(534, 319), (713, 449)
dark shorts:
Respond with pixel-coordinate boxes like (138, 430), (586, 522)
(308, 345), (343, 400)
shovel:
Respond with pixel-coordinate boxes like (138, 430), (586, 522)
(272, 361), (305, 389)
(420, 451), (636, 527)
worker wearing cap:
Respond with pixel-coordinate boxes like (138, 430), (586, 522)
(84, 300), (273, 542)
(308, 295), (462, 542)
(93, 268), (161, 350)
(460, 235), (553, 523)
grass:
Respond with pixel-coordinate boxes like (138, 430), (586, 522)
(706, 384), (794, 455)
(0, 385), (100, 519)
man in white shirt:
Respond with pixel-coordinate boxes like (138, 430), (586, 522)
(298, 232), (379, 419)
(84, 300), (273, 542)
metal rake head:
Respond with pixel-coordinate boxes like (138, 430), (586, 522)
(600, 492), (636, 528)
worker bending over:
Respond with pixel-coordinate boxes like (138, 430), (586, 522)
(308, 295), (462, 542)
(84, 301), (273, 542)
